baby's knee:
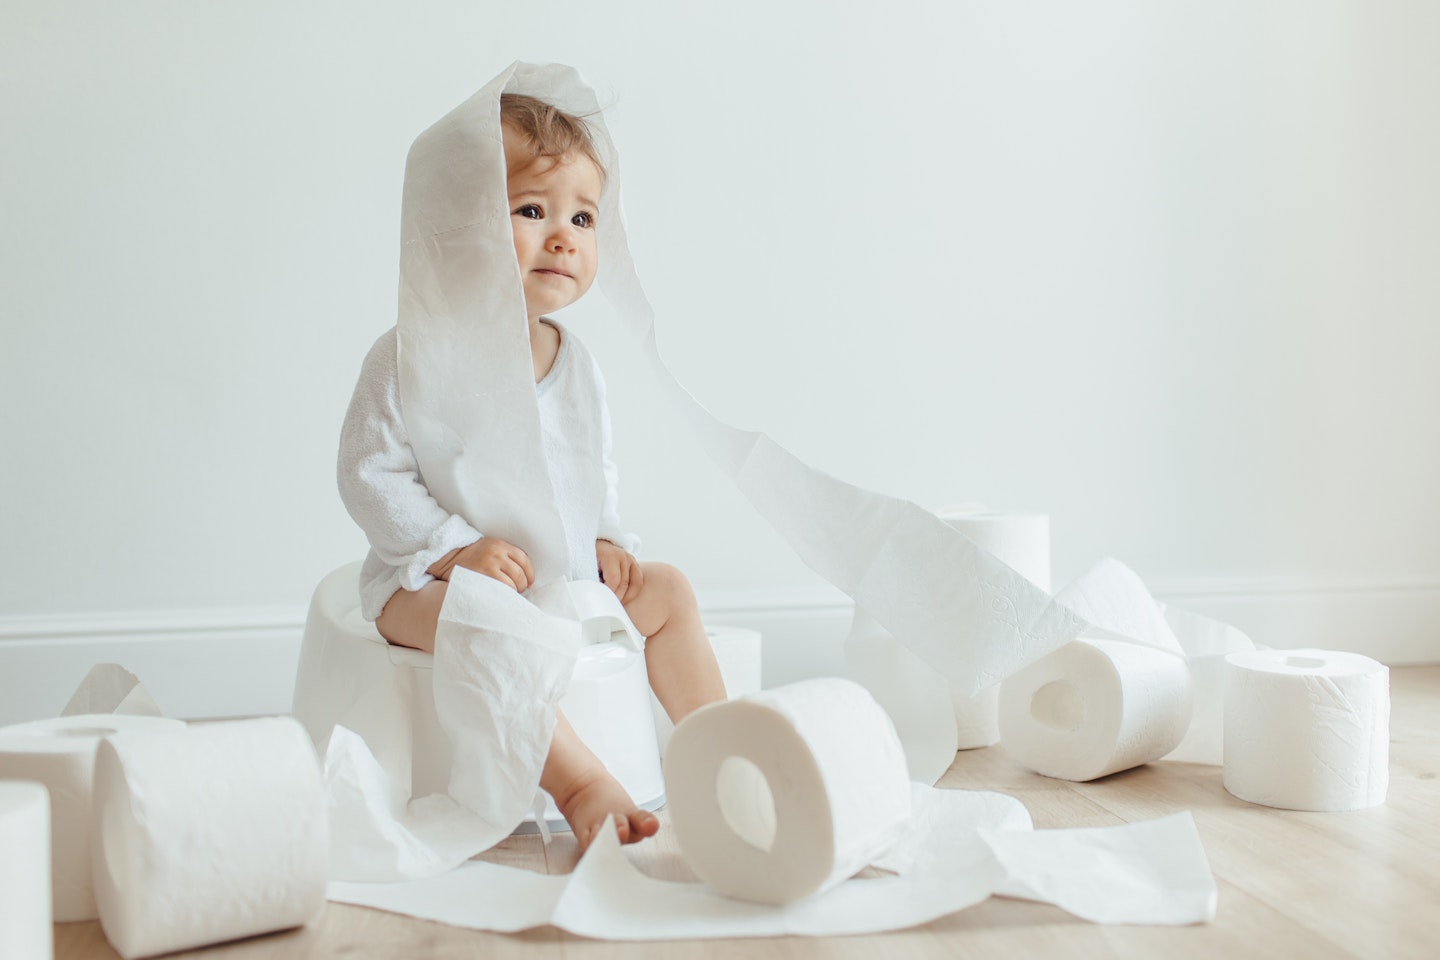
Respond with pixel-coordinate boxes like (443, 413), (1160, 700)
(642, 562), (694, 604)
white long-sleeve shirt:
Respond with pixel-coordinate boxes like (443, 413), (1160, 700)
(338, 321), (639, 621)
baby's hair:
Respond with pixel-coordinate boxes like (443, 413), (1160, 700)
(500, 93), (604, 179)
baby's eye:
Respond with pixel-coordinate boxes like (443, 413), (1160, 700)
(514, 203), (543, 219)
(572, 211), (595, 229)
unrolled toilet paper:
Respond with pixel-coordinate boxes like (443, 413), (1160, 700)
(0, 781), (52, 960)
(998, 631), (1192, 781)
(846, 508), (1052, 780)
(91, 717), (329, 959)
(0, 713), (183, 922)
(664, 678), (911, 905)
(1223, 649), (1389, 811)
(60, 664), (163, 719)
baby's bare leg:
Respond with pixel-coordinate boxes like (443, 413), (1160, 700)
(542, 711), (659, 851)
(623, 562), (727, 723)
(375, 581), (447, 654)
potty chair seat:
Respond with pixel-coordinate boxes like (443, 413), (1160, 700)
(291, 561), (665, 833)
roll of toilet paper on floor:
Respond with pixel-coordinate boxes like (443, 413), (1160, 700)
(0, 781), (52, 960)
(91, 717), (329, 959)
(998, 632), (1192, 781)
(936, 506), (1052, 591)
(939, 507), (1051, 750)
(663, 677), (911, 905)
(706, 626), (762, 699)
(0, 713), (183, 922)
(1223, 649), (1389, 811)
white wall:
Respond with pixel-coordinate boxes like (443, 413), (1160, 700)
(2, 1), (1437, 716)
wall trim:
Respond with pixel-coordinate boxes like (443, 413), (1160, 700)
(2, 578), (1436, 726)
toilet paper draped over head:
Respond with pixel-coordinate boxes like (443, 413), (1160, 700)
(396, 62), (626, 587)
(400, 60), (1101, 696)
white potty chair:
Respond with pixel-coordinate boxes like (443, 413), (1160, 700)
(292, 562), (665, 833)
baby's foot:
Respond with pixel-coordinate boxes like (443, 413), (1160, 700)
(555, 770), (659, 852)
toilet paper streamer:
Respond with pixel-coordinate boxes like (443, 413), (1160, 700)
(0, 781), (52, 960)
(91, 717), (329, 960)
(847, 507), (1051, 781)
(0, 713), (183, 922)
(1223, 649), (1389, 811)
(664, 678), (911, 905)
(331, 677), (1217, 936)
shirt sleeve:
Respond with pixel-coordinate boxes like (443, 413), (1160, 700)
(337, 330), (482, 591)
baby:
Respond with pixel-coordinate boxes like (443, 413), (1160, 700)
(338, 93), (725, 850)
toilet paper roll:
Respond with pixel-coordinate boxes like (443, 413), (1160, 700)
(0, 781), (52, 960)
(940, 507), (1050, 749)
(935, 506), (1052, 592)
(91, 717), (329, 960)
(998, 632), (1192, 781)
(1223, 649), (1389, 811)
(0, 713), (183, 922)
(707, 626), (763, 699)
(663, 677), (910, 905)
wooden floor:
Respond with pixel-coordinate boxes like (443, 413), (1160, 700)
(56, 666), (1439, 960)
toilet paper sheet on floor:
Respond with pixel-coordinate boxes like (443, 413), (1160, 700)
(329, 787), (1216, 937)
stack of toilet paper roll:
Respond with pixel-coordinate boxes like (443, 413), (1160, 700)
(0, 710), (329, 960)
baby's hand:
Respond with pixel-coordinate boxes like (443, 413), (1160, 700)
(596, 540), (643, 604)
(431, 537), (535, 592)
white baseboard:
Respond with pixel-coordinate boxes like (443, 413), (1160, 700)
(1, 579), (1435, 727)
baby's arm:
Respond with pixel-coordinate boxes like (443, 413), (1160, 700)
(337, 331), (485, 594)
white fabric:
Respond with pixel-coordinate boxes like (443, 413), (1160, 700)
(338, 322), (638, 621)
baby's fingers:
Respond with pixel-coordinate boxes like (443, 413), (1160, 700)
(507, 548), (534, 592)
(624, 559), (644, 603)
(503, 557), (531, 593)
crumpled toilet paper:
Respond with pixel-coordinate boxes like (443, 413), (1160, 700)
(331, 677), (1218, 938)
(331, 801), (1216, 938)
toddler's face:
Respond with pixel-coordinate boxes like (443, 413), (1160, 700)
(503, 128), (603, 323)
